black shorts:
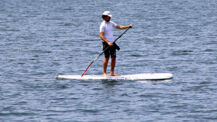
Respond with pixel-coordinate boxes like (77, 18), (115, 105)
(102, 42), (116, 58)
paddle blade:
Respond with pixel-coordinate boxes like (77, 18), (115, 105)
(81, 61), (93, 77)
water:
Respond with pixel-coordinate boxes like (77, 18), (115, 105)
(0, 0), (217, 121)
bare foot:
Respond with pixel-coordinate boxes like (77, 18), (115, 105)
(110, 73), (118, 76)
(103, 73), (108, 77)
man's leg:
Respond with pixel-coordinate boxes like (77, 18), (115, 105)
(110, 57), (118, 76)
(103, 57), (109, 76)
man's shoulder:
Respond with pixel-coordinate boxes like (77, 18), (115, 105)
(110, 21), (117, 26)
(100, 21), (105, 25)
(100, 21), (115, 24)
(100, 21), (106, 28)
(100, 21), (117, 28)
(110, 21), (115, 24)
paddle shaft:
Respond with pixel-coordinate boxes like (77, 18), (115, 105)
(81, 28), (130, 77)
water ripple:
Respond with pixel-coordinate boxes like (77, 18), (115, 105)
(0, 0), (217, 121)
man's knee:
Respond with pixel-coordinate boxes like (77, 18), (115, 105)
(104, 57), (109, 62)
(111, 57), (116, 61)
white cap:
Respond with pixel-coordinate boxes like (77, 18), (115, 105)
(102, 11), (112, 18)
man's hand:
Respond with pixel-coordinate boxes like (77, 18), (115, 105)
(128, 24), (133, 28)
(108, 42), (113, 46)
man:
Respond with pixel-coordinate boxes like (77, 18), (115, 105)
(99, 11), (132, 76)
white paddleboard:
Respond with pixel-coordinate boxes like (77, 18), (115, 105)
(56, 73), (173, 80)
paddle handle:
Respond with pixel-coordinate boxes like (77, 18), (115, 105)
(113, 28), (130, 44)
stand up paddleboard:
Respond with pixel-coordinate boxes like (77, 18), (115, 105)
(56, 73), (173, 80)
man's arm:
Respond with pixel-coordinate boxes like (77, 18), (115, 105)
(100, 32), (113, 46)
(116, 24), (133, 29)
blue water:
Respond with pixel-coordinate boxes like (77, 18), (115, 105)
(0, 0), (217, 121)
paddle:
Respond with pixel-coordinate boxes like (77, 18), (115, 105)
(81, 28), (130, 77)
